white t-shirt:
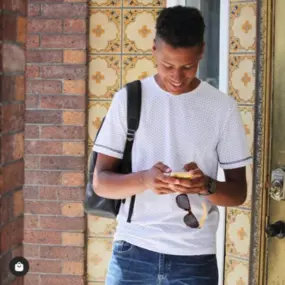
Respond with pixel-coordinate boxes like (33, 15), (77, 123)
(93, 76), (252, 256)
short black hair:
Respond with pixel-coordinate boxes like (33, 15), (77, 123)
(155, 6), (205, 48)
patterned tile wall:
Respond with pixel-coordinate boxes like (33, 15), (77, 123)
(87, 1), (165, 283)
(225, 1), (257, 284)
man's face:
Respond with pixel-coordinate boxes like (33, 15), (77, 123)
(153, 39), (204, 95)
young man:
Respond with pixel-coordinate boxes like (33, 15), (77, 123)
(93, 6), (252, 285)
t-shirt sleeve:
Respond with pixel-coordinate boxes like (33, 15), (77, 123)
(92, 88), (127, 159)
(217, 101), (252, 169)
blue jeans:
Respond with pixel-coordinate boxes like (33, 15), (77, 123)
(106, 241), (218, 285)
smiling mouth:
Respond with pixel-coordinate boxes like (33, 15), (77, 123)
(169, 81), (183, 88)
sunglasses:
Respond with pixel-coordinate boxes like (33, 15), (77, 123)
(176, 194), (200, 228)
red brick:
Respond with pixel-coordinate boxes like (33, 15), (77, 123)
(1, 133), (24, 164)
(25, 126), (40, 139)
(25, 141), (62, 155)
(1, 75), (17, 102)
(28, 19), (63, 34)
(23, 245), (39, 258)
(51, 187), (84, 201)
(13, 189), (24, 217)
(12, 244), (23, 258)
(64, 19), (86, 33)
(39, 186), (58, 200)
(23, 186), (39, 199)
(25, 155), (40, 169)
(40, 126), (85, 139)
(2, 0), (27, 15)
(27, 80), (62, 94)
(27, 51), (63, 64)
(25, 200), (61, 215)
(26, 65), (40, 78)
(27, 35), (40, 48)
(28, 4), (40, 17)
(40, 65), (86, 79)
(24, 229), (62, 244)
(26, 110), (62, 124)
(26, 95), (39, 108)
(62, 261), (84, 276)
(24, 215), (39, 229)
(24, 274), (40, 285)
(2, 14), (17, 41)
(2, 44), (25, 73)
(0, 194), (13, 225)
(41, 4), (87, 18)
(40, 246), (84, 261)
(41, 35), (86, 49)
(15, 76), (25, 101)
(61, 172), (84, 187)
(40, 216), (84, 231)
(40, 95), (85, 109)
(2, 104), (25, 133)
(0, 250), (12, 283)
(40, 156), (85, 171)
(41, 276), (84, 285)
(17, 16), (27, 44)
(2, 160), (24, 194)
(25, 170), (61, 185)
(29, 259), (62, 274)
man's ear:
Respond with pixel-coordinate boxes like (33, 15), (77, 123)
(152, 39), (157, 56)
(199, 42), (205, 60)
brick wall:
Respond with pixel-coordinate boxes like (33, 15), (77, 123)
(24, 0), (88, 284)
(0, 0), (27, 284)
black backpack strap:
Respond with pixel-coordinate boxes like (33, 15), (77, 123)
(124, 80), (142, 223)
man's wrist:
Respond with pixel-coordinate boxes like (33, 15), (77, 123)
(199, 176), (217, 196)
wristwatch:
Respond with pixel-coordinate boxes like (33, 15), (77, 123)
(199, 177), (216, 196)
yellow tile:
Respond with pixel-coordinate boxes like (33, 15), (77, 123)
(229, 55), (255, 104)
(224, 256), (249, 285)
(87, 238), (113, 282)
(242, 164), (253, 209)
(239, 106), (254, 155)
(226, 208), (251, 258)
(88, 215), (117, 237)
(90, 0), (122, 7)
(230, 3), (257, 52)
(122, 55), (156, 85)
(123, 0), (165, 7)
(88, 101), (111, 145)
(89, 9), (121, 53)
(89, 56), (121, 99)
(123, 9), (160, 53)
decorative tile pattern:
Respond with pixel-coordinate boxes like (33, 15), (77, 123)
(123, 55), (156, 84)
(89, 10), (121, 53)
(89, 56), (121, 99)
(88, 101), (111, 145)
(123, 0), (165, 7)
(224, 256), (249, 285)
(226, 208), (251, 258)
(230, 3), (256, 52)
(88, 216), (117, 237)
(239, 106), (254, 155)
(242, 164), (253, 209)
(87, 238), (113, 282)
(90, 0), (122, 7)
(123, 9), (160, 53)
(230, 55), (255, 104)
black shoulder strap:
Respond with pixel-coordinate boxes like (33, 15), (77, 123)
(123, 80), (141, 223)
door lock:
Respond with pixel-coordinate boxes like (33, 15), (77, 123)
(265, 221), (285, 239)
(269, 168), (285, 201)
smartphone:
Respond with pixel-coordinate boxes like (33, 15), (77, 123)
(167, 172), (192, 179)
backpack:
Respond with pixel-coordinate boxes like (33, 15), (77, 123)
(84, 80), (142, 223)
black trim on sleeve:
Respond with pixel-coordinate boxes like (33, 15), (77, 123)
(220, 156), (252, 165)
(94, 144), (124, 155)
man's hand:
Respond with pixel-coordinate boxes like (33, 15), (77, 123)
(140, 162), (178, 195)
(167, 162), (209, 194)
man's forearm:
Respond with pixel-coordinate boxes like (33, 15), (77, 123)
(93, 170), (147, 199)
(204, 180), (247, 207)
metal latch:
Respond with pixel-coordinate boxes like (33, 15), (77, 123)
(270, 168), (285, 201)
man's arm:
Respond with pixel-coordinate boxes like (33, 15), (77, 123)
(202, 167), (247, 207)
(93, 153), (147, 199)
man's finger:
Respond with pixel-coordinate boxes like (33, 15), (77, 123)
(154, 162), (172, 173)
(183, 162), (198, 171)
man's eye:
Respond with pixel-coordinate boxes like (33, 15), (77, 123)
(184, 66), (193, 70)
(164, 65), (172, 69)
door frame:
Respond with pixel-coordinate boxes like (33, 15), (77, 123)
(248, 0), (274, 284)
